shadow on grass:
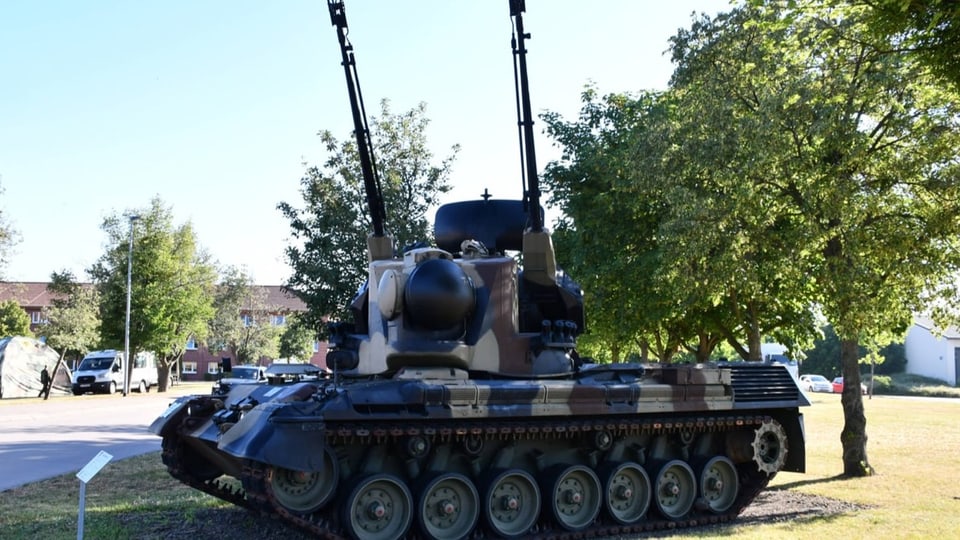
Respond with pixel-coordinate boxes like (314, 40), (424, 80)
(773, 473), (864, 490)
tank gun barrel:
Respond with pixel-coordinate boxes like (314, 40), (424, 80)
(328, 0), (388, 243)
(510, 0), (542, 233)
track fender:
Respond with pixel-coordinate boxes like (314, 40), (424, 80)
(148, 397), (190, 437)
(217, 402), (328, 472)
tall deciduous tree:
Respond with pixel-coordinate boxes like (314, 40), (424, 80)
(0, 179), (19, 278)
(670, 3), (960, 476)
(543, 90), (683, 363)
(543, 85), (817, 364)
(279, 100), (457, 334)
(278, 314), (317, 363)
(853, 0), (960, 89)
(207, 267), (281, 366)
(40, 270), (101, 369)
(0, 299), (31, 337)
(89, 197), (217, 391)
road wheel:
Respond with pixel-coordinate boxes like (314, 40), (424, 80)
(343, 474), (413, 540)
(268, 449), (338, 515)
(698, 456), (739, 513)
(651, 460), (696, 520)
(137, 380), (147, 393)
(483, 469), (540, 538)
(601, 461), (651, 525)
(542, 464), (601, 531)
(417, 473), (479, 540)
(108, 381), (116, 394)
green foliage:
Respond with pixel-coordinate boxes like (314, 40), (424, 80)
(39, 270), (101, 361)
(542, 79), (819, 363)
(802, 325), (906, 378)
(671, 1), (960, 474)
(0, 179), (18, 278)
(881, 372), (960, 397)
(206, 267), (280, 365)
(852, 0), (960, 90)
(279, 100), (457, 334)
(0, 298), (31, 337)
(88, 197), (217, 390)
(278, 314), (316, 362)
(865, 374), (893, 393)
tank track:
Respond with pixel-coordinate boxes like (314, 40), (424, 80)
(163, 412), (775, 539)
(160, 435), (253, 512)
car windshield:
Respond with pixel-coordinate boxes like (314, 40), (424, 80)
(808, 375), (827, 382)
(231, 367), (260, 380)
(78, 357), (113, 371)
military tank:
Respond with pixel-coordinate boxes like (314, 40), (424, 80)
(151, 2), (808, 539)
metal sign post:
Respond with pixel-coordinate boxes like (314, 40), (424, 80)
(76, 451), (113, 540)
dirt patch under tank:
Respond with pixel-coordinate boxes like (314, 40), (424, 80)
(128, 487), (864, 539)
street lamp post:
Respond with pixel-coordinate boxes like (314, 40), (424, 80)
(123, 214), (140, 397)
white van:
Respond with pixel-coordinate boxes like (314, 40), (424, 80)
(71, 349), (158, 395)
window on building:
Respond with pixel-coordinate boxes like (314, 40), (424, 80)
(207, 362), (221, 375)
(30, 311), (46, 324)
(313, 341), (320, 353)
(182, 362), (197, 374)
(186, 337), (197, 350)
(272, 315), (286, 326)
(241, 314), (253, 327)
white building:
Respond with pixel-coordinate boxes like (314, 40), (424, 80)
(904, 318), (960, 385)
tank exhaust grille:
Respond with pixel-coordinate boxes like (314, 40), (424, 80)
(724, 364), (801, 403)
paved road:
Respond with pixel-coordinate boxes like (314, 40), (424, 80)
(0, 383), (207, 492)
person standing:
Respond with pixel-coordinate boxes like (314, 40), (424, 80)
(39, 366), (51, 400)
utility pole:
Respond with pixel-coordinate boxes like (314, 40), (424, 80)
(123, 214), (140, 397)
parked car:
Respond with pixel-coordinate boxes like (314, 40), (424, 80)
(212, 365), (267, 394)
(832, 377), (868, 395)
(799, 374), (833, 393)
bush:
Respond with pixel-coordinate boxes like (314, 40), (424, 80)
(864, 374), (893, 394)
(885, 373), (960, 398)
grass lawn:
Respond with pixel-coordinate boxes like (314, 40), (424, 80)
(0, 392), (957, 539)
(701, 392), (960, 539)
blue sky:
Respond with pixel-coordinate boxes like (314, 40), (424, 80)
(1, 0), (729, 285)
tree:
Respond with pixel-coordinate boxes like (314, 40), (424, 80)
(207, 267), (281, 366)
(543, 90), (686, 363)
(278, 314), (317, 363)
(0, 299), (31, 337)
(670, 3), (960, 476)
(39, 271), (101, 395)
(802, 325), (906, 378)
(542, 84), (818, 364)
(855, 0), (960, 89)
(278, 100), (457, 335)
(89, 197), (217, 392)
(0, 179), (19, 278)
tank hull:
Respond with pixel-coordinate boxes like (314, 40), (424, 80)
(152, 362), (806, 539)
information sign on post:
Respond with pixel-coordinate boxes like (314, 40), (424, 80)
(76, 451), (113, 540)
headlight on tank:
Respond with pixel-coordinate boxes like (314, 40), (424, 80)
(403, 258), (475, 330)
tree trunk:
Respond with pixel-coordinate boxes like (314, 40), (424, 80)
(157, 363), (171, 392)
(156, 357), (180, 393)
(746, 322), (762, 361)
(839, 338), (874, 476)
(45, 350), (67, 401)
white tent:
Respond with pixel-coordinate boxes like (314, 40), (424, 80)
(0, 336), (72, 398)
